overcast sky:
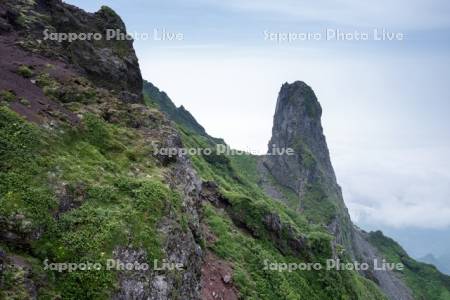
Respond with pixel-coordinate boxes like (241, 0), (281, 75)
(68, 0), (450, 257)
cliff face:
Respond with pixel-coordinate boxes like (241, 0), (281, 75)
(262, 81), (353, 247)
(264, 81), (336, 195)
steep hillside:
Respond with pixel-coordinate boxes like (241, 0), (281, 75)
(176, 117), (388, 300)
(0, 1), (203, 298)
(0, 1), (449, 299)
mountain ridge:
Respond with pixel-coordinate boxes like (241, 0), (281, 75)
(143, 80), (224, 145)
(0, 1), (449, 299)
(420, 253), (450, 275)
(155, 78), (450, 299)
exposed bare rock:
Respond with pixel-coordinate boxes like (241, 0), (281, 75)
(352, 228), (413, 300)
(264, 81), (336, 195)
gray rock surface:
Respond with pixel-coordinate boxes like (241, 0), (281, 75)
(262, 81), (354, 253)
(110, 124), (203, 299)
(264, 81), (336, 196)
(352, 228), (413, 300)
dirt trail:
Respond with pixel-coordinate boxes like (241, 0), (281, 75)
(201, 251), (238, 300)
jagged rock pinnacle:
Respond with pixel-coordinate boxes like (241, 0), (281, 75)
(264, 81), (336, 197)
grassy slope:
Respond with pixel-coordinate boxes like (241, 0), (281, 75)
(1, 82), (447, 299)
(183, 123), (450, 299)
(170, 100), (450, 300)
(0, 107), (185, 299)
(178, 126), (387, 299)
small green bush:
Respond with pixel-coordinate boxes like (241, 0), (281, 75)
(19, 97), (30, 106)
(36, 73), (54, 87)
(203, 150), (231, 168)
(17, 65), (34, 78)
(0, 90), (16, 102)
(83, 114), (113, 149)
(132, 180), (169, 213)
(57, 268), (115, 299)
(86, 185), (119, 204)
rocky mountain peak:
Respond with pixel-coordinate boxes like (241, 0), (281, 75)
(264, 81), (336, 198)
(260, 82), (415, 300)
(276, 81), (322, 120)
(261, 80), (353, 261)
(274, 81), (322, 129)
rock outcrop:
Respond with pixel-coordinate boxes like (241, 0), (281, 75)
(0, 0), (143, 102)
(261, 81), (413, 300)
(112, 149), (203, 300)
(264, 81), (336, 195)
(262, 81), (354, 253)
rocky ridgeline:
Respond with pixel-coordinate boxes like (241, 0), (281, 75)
(143, 80), (225, 144)
(1, 1), (447, 299)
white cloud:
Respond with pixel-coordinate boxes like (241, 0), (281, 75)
(335, 143), (450, 229)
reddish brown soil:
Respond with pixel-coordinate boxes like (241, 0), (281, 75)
(201, 251), (239, 300)
(0, 33), (79, 124)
